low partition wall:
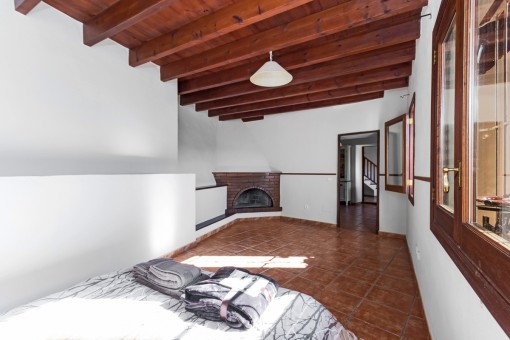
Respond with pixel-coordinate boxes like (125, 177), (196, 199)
(0, 174), (195, 313)
(196, 185), (227, 225)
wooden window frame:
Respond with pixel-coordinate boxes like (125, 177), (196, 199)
(407, 93), (416, 205)
(431, 0), (510, 335)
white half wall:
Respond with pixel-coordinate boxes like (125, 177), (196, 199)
(1, 2), (178, 176)
(0, 174), (195, 313)
(196, 186), (227, 224)
(406, 0), (507, 338)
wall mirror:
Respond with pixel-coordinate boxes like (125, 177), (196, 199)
(385, 114), (406, 193)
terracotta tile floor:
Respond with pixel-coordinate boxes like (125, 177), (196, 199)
(173, 218), (431, 340)
(339, 203), (378, 233)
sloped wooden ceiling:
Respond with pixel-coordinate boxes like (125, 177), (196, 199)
(16, 0), (428, 122)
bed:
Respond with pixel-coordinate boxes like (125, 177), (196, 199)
(0, 268), (356, 339)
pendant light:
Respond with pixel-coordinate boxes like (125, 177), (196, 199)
(250, 51), (293, 87)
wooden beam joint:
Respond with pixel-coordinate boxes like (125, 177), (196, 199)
(14, 0), (41, 15)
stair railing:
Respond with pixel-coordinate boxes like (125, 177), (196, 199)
(363, 157), (378, 185)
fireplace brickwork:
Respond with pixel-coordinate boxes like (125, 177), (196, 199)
(213, 172), (282, 215)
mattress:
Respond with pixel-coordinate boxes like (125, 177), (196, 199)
(0, 269), (356, 339)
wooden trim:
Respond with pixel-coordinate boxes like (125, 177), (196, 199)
(414, 176), (431, 182)
(14, 0), (41, 14)
(83, 0), (173, 46)
(280, 216), (337, 228)
(407, 92), (416, 206)
(281, 173), (336, 176)
(384, 113), (407, 194)
(242, 116), (264, 122)
(196, 184), (227, 191)
(378, 231), (406, 239)
(196, 214), (227, 231)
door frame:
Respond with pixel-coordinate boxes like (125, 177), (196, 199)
(337, 130), (380, 233)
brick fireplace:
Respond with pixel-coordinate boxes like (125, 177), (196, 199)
(213, 172), (282, 216)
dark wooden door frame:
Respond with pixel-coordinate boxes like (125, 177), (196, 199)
(337, 130), (380, 233)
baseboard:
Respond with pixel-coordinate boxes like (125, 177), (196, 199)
(280, 216), (337, 228)
(378, 231), (406, 239)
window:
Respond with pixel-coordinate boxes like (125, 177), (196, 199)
(431, 0), (510, 335)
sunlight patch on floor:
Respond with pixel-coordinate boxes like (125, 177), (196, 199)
(182, 255), (309, 269)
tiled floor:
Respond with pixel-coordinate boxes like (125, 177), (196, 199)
(174, 218), (431, 340)
(339, 203), (378, 233)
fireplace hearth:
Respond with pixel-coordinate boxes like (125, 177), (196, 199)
(213, 172), (282, 215)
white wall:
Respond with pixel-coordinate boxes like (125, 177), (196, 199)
(280, 174), (337, 223)
(196, 186), (227, 224)
(178, 105), (218, 186)
(0, 2), (178, 176)
(406, 1), (507, 338)
(0, 174), (195, 313)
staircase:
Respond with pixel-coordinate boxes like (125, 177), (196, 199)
(363, 157), (378, 197)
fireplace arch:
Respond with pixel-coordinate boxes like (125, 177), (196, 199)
(233, 187), (273, 209)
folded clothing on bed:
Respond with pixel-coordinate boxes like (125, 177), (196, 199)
(149, 259), (202, 289)
(133, 258), (207, 299)
(184, 267), (279, 329)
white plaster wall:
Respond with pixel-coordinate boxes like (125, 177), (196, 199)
(215, 121), (273, 172)
(196, 186), (227, 224)
(0, 2), (178, 176)
(406, 1), (507, 338)
(178, 105), (218, 186)
(0, 174), (195, 313)
(280, 175), (337, 223)
(211, 91), (409, 232)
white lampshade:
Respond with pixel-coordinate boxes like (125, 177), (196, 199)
(250, 52), (293, 87)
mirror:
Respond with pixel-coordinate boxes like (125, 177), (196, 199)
(385, 114), (406, 193)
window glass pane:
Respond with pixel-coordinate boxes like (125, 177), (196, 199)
(469, 0), (510, 246)
(440, 17), (457, 212)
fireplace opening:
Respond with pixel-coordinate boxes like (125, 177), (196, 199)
(234, 188), (273, 209)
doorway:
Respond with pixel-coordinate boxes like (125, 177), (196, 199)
(337, 130), (380, 233)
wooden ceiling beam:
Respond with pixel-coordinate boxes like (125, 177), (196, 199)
(178, 19), (420, 94)
(83, 0), (177, 46)
(129, 0), (313, 67)
(188, 43), (415, 107)
(209, 78), (408, 117)
(219, 92), (385, 121)
(161, 0), (427, 81)
(196, 63), (412, 111)
(242, 116), (264, 122)
(14, 0), (41, 14)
